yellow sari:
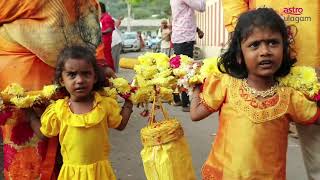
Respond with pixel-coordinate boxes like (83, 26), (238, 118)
(0, 0), (102, 179)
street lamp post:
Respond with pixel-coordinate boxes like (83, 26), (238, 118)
(126, 0), (131, 32)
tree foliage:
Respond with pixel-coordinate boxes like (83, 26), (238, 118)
(106, 0), (170, 19)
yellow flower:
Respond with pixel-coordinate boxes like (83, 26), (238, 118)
(98, 87), (118, 99)
(179, 55), (193, 65)
(152, 76), (175, 87)
(41, 85), (58, 98)
(154, 69), (172, 78)
(278, 66), (320, 97)
(135, 75), (152, 87)
(134, 65), (158, 79)
(189, 75), (203, 85)
(142, 66), (158, 79)
(110, 78), (131, 94)
(131, 86), (154, 104)
(301, 67), (317, 83)
(138, 53), (154, 66)
(2, 83), (25, 96)
(10, 95), (39, 108)
(172, 68), (187, 77)
(159, 87), (173, 102)
(155, 53), (170, 71)
(200, 57), (221, 78)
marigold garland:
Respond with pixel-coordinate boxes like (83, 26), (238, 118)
(0, 78), (132, 109)
(278, 66), (320, 99)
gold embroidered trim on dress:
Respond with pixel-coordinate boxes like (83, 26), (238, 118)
(199, 93), (217, 112)
(229, 77), (289, 123)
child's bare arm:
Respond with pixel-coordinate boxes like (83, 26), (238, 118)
(190, 86), (213, 121)
(116, 100), (133, 130)
(27, 108), (46, 139)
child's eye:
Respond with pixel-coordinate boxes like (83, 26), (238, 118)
(83, 71), (93, 77)
(67, 72), (76, 78)
(249, 41), (260, 49)
(268, 40), (280, 46)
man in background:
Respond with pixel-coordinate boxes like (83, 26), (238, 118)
(158, 19), (172, 57)
(111, 16), (123, 73)
(100, 2), (115, 71)
(170, 0), (206, 112)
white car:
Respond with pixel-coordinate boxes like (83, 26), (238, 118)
(122, 32), (141, 52)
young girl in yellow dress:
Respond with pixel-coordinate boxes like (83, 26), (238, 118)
(190, 8), (320, 180)
(31, 46), (133, 180)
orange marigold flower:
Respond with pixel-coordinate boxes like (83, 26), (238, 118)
(7, 147), (41, 180)
(10, 122), (34, 145)
(3, 144), (17, 170)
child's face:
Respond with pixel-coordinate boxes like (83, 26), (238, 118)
(161, 22), (168, 29)
(60, 58), (97, 101)
(241, 27), (283, 80)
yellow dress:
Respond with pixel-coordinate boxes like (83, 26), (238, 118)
(40, 93), (122, 180)
(200, 74), (320, 180)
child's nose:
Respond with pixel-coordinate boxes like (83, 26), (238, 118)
(260, 43), (271, 55)
(75, 75), (85, 83)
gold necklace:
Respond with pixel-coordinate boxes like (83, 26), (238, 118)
(243, 79), (278, 98)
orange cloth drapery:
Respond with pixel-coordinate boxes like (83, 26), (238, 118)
(0, 0), (103, 179)
(0, 0), (102, 90)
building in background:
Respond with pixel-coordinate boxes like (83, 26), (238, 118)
(120, 17), (162, 34)
(195, 0), (228, 58)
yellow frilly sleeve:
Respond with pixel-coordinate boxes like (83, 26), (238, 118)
(104, 98), (122, 129)
(222, 0), (249, 32)
(200, 74), (227, 112)
(287, 89), (320, 124)
(40, 102), (60, 137)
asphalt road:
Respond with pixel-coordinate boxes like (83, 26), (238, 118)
(109, 50), (308, 180)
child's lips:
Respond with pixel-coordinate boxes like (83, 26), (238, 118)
(259, 60), (273, 68)
(75, 87), (86, 92)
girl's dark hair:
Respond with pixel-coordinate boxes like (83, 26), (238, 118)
(99, 2), (106, 14)
(55, 45), (106, 92)
(218, 8), (296, 78)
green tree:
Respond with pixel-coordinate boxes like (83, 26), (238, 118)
(107, 0), (170, 19)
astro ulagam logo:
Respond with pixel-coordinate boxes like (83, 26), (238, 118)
(281, 7), (312, 23)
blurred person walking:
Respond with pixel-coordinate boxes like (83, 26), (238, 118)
(158, 19), (172, 57)
(100, 2), (115, 71)
(112, 16), (123, 73)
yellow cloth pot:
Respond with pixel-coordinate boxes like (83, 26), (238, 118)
(140, 99), (196, 180)
(119, 57), (139, 69)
